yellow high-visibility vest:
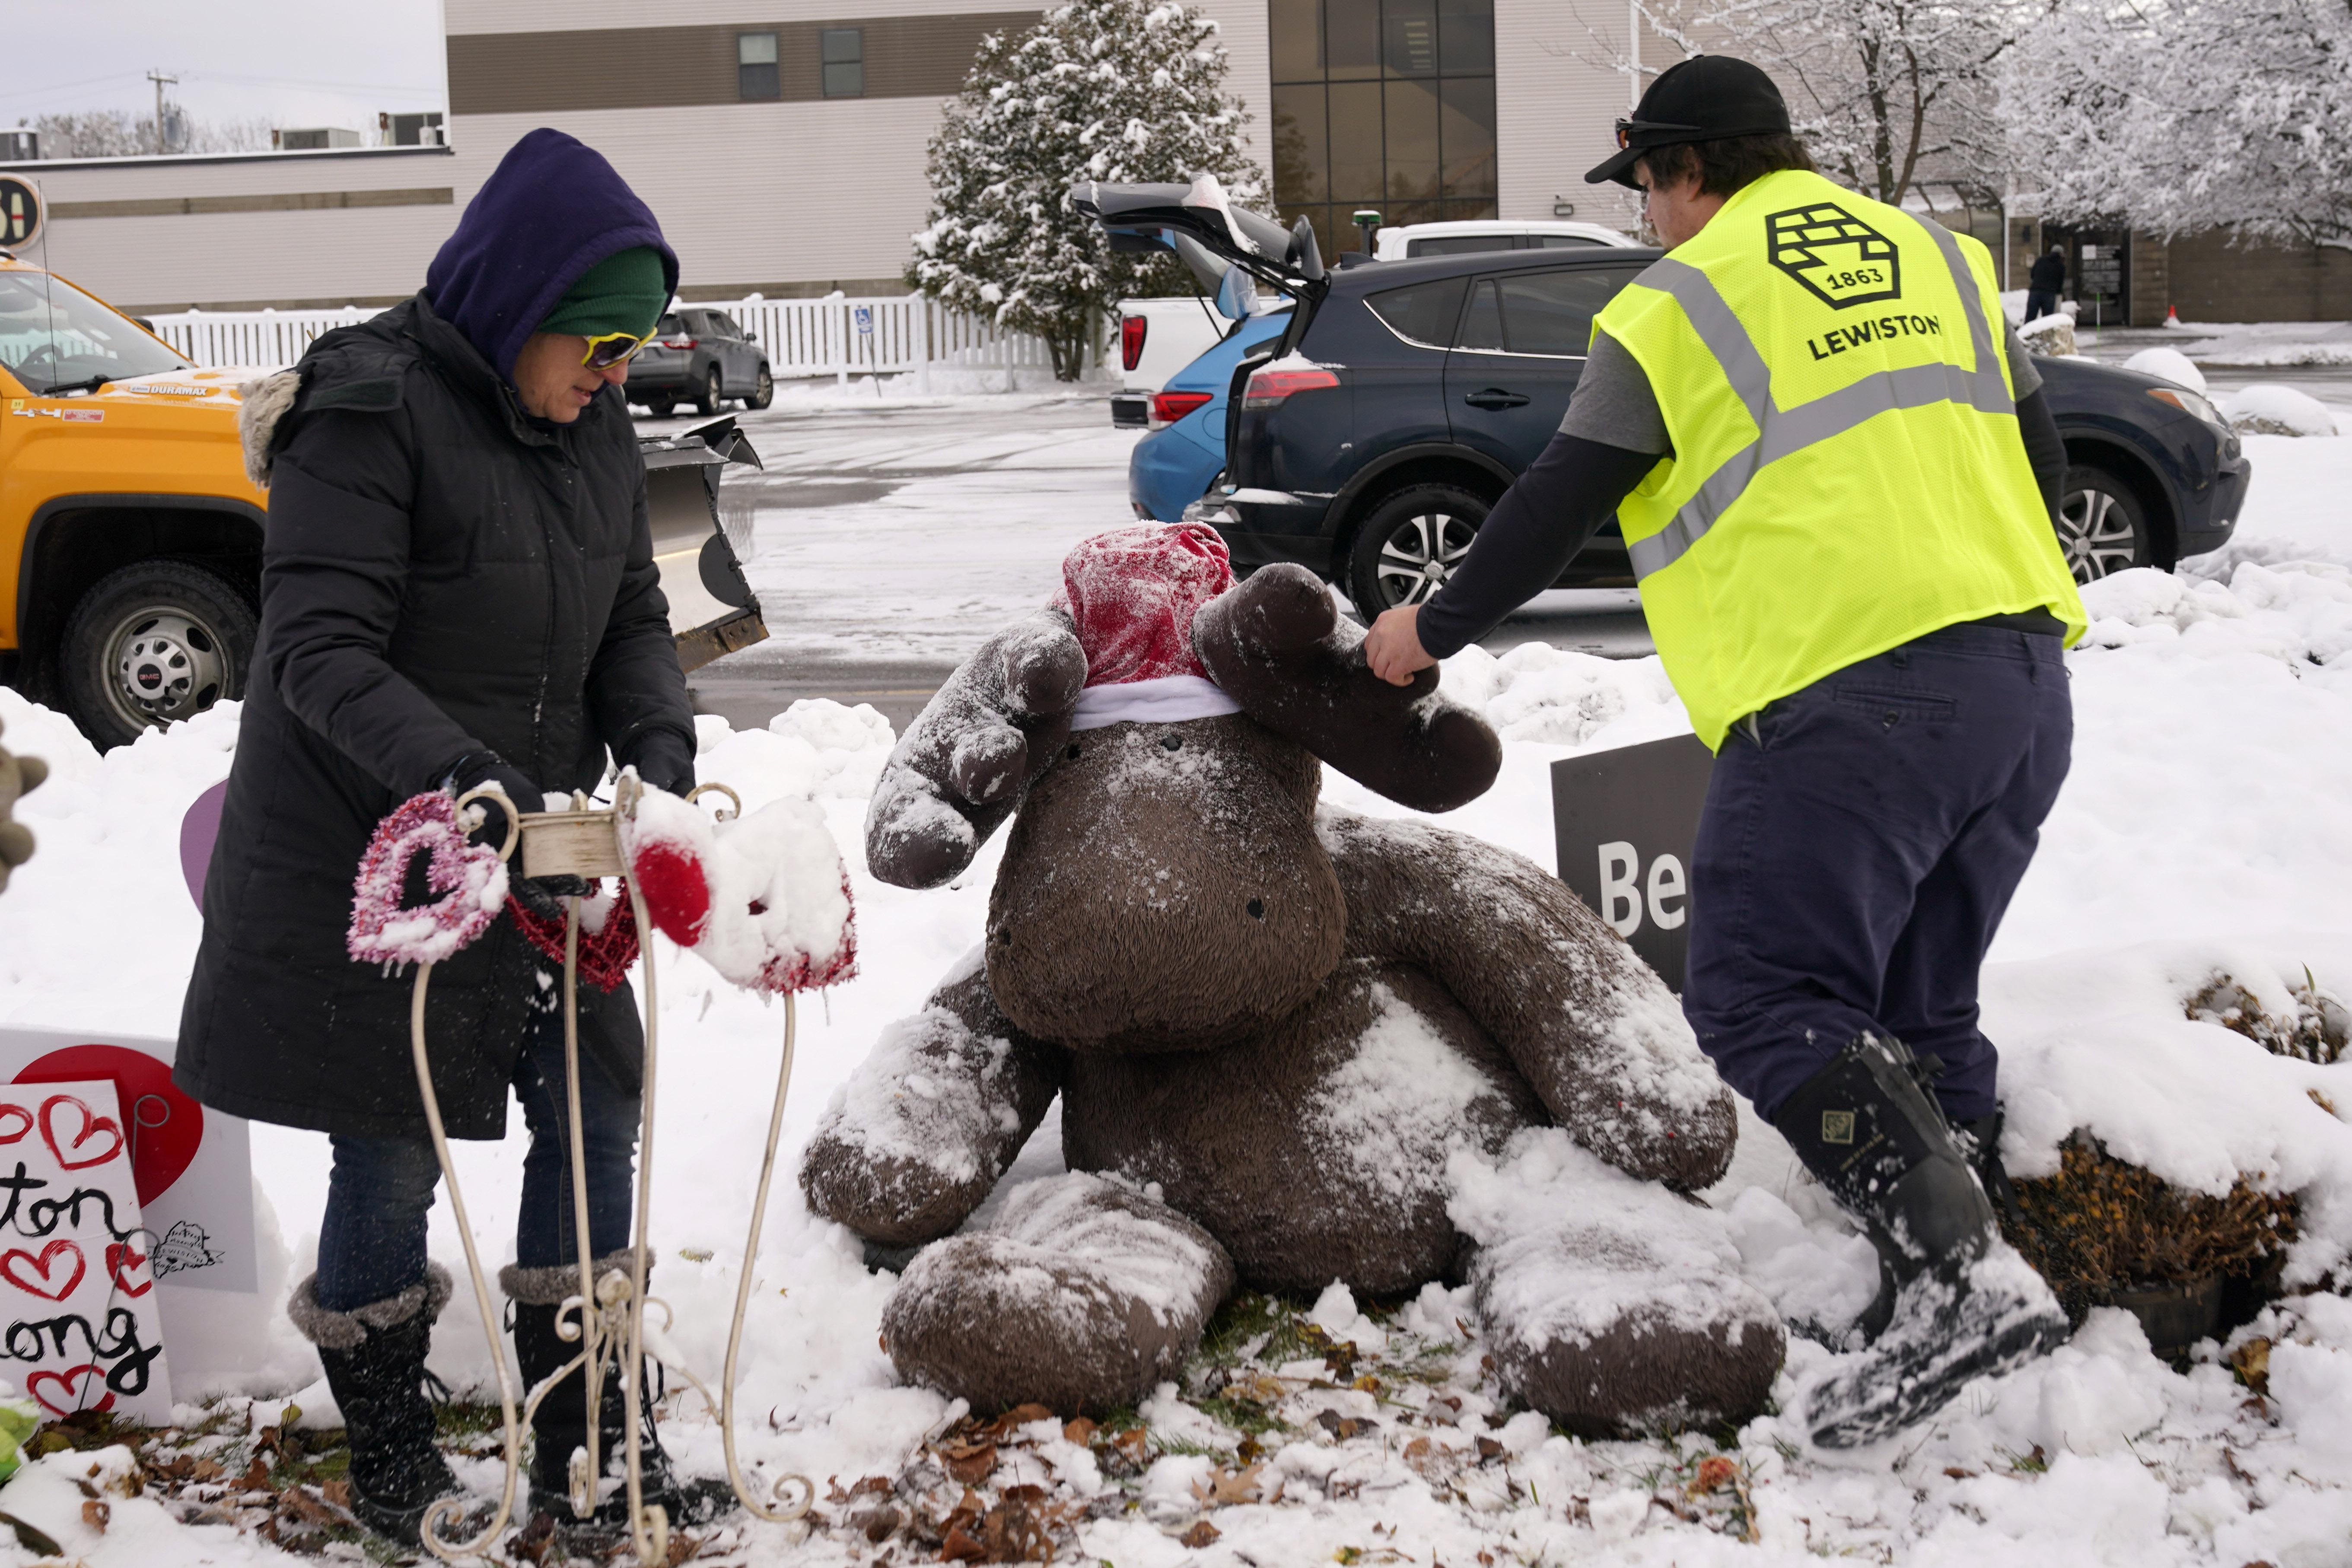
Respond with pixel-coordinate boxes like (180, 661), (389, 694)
(1595, 168), (2087, 750)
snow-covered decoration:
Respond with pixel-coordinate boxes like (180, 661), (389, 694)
(346, 792), (509, 968)
(2003, 0), (2352, 252)
(2223, 384), (2339, 439)
(505, 882), (640, 993)
(619, 786), (856, 996)
(907, 0), (1264, 379)
(1052, 521), (1233, 687)
(2123, 346), (2206, 394)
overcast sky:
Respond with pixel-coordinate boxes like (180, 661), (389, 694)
(1, 0), (446, 137)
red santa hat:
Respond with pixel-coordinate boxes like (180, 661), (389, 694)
(1053, 522), (1235, 688)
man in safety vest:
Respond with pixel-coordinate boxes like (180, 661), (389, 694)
(1365, 54), (2081, 1447)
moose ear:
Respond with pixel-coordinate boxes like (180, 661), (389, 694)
(1193, 566), (1500, 812)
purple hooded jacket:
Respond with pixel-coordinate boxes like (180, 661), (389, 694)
(425, 128), (680, 383)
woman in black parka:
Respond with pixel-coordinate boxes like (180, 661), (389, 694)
(176, 130), (713, 1543)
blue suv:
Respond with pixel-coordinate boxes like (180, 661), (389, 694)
(1077, 181), (2251, 614)
(1130, 309), (1289, 522)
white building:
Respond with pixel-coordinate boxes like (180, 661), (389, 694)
(0, 0), (1658, 315)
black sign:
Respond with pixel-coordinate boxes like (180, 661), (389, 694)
(0, 177), (40, 251)
(1550, 733), (1715, 992)
(1767, 201), (1900, 309)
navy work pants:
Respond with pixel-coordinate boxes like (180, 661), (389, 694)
(314, 1003), (641, 1313)
(1682, 621), (2072, 1124)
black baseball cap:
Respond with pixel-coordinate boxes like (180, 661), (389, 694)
(1585, 55), (1792, 189)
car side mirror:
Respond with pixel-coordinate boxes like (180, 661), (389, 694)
(1214, 263), (1254, 321)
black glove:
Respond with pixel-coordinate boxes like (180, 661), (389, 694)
(618, 729), (696, 798)
(439, 751), (542, 852)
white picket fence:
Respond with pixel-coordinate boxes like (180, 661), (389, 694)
(142, 295), (1073, 385)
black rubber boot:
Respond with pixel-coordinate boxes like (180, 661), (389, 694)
(1773, 1036), (2068, 1448)
(290, 1265), (476, 1546)
(505, 1258), (736, 1531)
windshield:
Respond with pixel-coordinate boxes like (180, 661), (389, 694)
(0, 270), (189, 393)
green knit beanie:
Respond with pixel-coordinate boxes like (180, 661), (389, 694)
(537, 246), (669, 341)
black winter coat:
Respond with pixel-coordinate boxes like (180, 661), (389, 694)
(2029, 251), (2066, 293)
(174, 295), (696, 1139)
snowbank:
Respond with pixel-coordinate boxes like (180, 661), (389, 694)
(2224, 383), (2339, 438)
(2123, 345), (2207, 393)
(2017, 311), (2077, 356)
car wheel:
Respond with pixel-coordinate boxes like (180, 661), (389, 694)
(2055, 464), (2153, 584)
(1346, 484), (1490, 614)
(646, 399), (675, 417)
(748, 366), (773, 411)
(697, 367), (725, 417)
(61, 559), (258, 749)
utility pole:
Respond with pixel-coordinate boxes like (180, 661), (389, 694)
(147, 70), (178, 154)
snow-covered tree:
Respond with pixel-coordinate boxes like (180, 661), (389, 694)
(2001, 0), (2352, 250)
(908, 0), (1264, 380)
(1605, 0), (2031, 205)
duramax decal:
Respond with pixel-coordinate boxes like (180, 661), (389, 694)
(1768, 203), (1902, 309)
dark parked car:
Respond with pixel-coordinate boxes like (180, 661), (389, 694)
(630, 307), (774, 417)
(1076, 183), (2250, 614)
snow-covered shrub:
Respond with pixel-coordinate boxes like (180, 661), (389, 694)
(2224, 384), (2339, 438)
(908, 0), (1263, 380)
(2123, 346), (2206, 394)
(2002, 1135), (2298, 1331)
(2018, 312), (2077, 356)
(2188, 974), (2349, 1066)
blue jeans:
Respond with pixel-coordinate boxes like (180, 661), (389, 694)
(315, 1002), (641, 1312)
(1682, 622), (2072, 1125)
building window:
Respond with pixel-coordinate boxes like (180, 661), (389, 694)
(822, 29), (865, 98)
(1270, 0), (1497, 261)
(738, 32), (781, 101)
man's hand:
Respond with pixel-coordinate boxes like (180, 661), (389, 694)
(1364, 604), (1438, 687)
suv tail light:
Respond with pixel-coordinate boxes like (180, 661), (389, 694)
(1241, 363), (1340, 409)
(1120, 315), (1148, 372)
(1148, 390), (1213, 430)
(662, 337), (697, 350)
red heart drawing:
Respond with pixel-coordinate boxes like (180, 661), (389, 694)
(38, 1094), (123, 1172)
(25, 1365), (112, 1419)
(16, 1046), (205, 1205)
(1, 1240), (86, 1301)
(0, 1104), (29, 1145)
(105, 1242), (151, 1300)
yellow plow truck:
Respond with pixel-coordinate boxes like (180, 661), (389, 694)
(0, 249), (765, 749)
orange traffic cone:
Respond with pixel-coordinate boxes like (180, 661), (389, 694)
(2164, 304), (2183, 328)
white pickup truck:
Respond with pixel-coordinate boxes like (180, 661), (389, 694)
(1109, 296), (1231, 427)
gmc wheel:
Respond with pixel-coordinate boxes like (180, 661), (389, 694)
(2056, 464), (2153, 583)
(697, 366), (725, 417)
(61, 559), (258, 749)
(1346, 484), (1490, 614)
(747, 366), (774, 410)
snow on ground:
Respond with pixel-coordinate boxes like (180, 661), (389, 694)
(0, 415), (2347, 1564)
(2170, 321), (2352, 369)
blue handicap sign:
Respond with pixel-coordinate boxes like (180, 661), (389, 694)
(853, 305), (874, 334)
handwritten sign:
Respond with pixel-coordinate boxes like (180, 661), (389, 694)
(0, 1029), (254, 1296)
(0, 1079), (173, 1422)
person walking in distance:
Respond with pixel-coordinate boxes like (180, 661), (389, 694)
(175, 130), (724, 1542)
(2026, 243), (2066, 322)
(1363, 54), (2083, 1447)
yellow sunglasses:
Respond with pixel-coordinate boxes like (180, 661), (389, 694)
(580, 330), (652, 369)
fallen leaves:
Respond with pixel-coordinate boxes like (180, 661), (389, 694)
(1194, 1460), (1267, 1507)
(2234, 1336), (2273, 1395)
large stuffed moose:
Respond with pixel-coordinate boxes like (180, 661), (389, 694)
(801, 524), (1784, 1435)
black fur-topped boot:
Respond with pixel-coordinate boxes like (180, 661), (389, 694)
(1774, 1036), (2069, 1448)
(502, 1255), (735, 1531)
(290, 1264), (482, 1546)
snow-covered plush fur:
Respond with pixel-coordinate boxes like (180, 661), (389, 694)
(620, 786), (855, 995)
(802, 554), (1782, 1432)
(237, 369), (302, 489)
